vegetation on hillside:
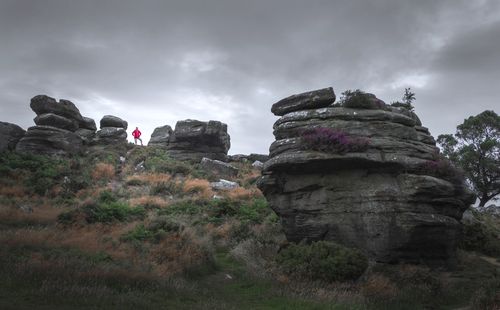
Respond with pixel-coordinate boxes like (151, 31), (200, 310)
(0, 145), (499, 309)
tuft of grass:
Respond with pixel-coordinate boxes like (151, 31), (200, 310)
(91, 162), (115, 182)
(339, 89), (385, 109)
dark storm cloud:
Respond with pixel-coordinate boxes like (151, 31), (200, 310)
(0, 0), (499, 153)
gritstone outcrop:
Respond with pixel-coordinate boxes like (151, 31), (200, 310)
(258, 87), (475, 264)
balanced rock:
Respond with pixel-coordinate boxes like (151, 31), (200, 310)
(271, 87), (335, 116)
(100, 115), (128, 129)
(16, 126), (83, 156)
(167, 120), (230, 162)
(79, 117), (97, 131)
(258, 87), (475, 264)
(0, 122), (25, 152)
(200, 157), (238, 178)
(30, 95), (83, 122)
(148, 125), (173, 147)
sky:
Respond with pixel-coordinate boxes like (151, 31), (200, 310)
(0, 0), (499, 155)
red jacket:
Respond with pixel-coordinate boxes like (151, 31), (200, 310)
(132, 129), (141, 138)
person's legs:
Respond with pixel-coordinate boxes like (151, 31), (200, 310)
(134, 138), (138, 145)
(139, 138), (143, 146)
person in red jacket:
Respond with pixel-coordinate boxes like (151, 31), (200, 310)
(132, 127), (143, 145)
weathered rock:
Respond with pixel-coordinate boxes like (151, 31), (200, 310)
(75, 128), (96, 143)
(148, 125), (173, 146)
(248, 153), (269, 163)
(211, 179), (239, 190)
(34, 113), (79, 131)
(258, 87), (475, 264)
(167, 120), (230, 162)
(16, 125), (83, 155)
(95, 127), (127, 145)
(30, 95), (83, 122)
(252, 160), (264, 169)
(0, 122), (25, 152)
(200, 157), (239, 178)
(271, 87), (335, 116)
(100, 115), (128, 129)
(79, 117), (97, 131)
(228, 153), (269, 163)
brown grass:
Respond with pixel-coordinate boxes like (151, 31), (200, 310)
(0, 185), (27, 197)
(182, 178), (214, 199)
(126, 173), (172, 185)
(92, 163), (115, 181)
(224, 187), (263, 200)
(361, 274), (398, 302)
(0, 204), (62, 226)
(129, 196), (169, 209)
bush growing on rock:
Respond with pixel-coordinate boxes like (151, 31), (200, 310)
(339, 89), (385, 109)
(301, 127), (369, 154)
(417, 158), (465, 185)
(276, 241), (368, 282)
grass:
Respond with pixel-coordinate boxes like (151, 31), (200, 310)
(2, 148), (500, 309)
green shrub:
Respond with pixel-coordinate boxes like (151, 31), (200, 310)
(237, 198), (271, 224)
(158, 200), (203, 216)
(276, 241), (368, 282)
(150, 181), (183, 196)
(81, 191), (145, 223)
(121, 217), (182, 243)
(339, 89), (384, 109)
(460, 222), (500, 256)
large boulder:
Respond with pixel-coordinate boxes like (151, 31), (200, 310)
(100, 115), (128, 129)
(16, 126), (83, 156)
(95, 127), (127, 145)
(0, 122), (25, 152)
(34, 113), (79, 131)
(200, 157), (239, 178)
(271, 87), (336, 116)
(79, 117), (97, 131)
(30, 95), (84, 123)
(148, 125), (173, 147)
(258, 87), (475, 264)
(167, 120), (230, 162)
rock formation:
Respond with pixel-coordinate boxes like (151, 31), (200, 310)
(148, 125), (173, 147)
(16, 95), (88, 155)
(258, 87), (475, 264)
(94, 115), (128, 145)
(0, 122), (25, 152)
(166, 120), (230, 162)
(200, 157), (238, 178)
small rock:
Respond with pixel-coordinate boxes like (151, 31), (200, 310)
(135, 161), (145, 172)
(252, 160), (264, 169)
(119, 156), (126, 163)
(210, 179), (239, 190)
(18, 204), (33, 213)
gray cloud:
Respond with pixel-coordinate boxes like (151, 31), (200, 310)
(0, 0), (499, 154)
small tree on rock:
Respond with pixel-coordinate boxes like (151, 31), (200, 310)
(437, 110), (500, 208)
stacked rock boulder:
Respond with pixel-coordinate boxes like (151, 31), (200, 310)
(94, 115), (128, 145)
(0, 122), (25, 152)
(258, 87), (475, 264)
(166, 119), (230, 162)
(16, 95), (90, 155)
(148, 125), (173, 147)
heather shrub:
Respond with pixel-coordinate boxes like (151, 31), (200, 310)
(339, 89), (384, 109)
(417, 158), (465, 185)
(82, 191), (145, 223)
(302, 127), (369, 154)
(470, 278), (500, 310)
(276, 241), (368, 282)
(460, 222), (500, 256)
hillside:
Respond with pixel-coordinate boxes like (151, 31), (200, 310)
(0, 145), (499, 309)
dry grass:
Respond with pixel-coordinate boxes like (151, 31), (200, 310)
(224, 187), (263, 200)
(361, 274), (398, 302)
(92, 163), (115, 181)
(0, 185), (27, 197)
(126, 173), (172, 186)
(0, 204), (62, 226)
(182, 178), (214, 199)
(129, 195), (169, 209)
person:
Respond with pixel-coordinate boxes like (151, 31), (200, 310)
(132, 127), (143, 145)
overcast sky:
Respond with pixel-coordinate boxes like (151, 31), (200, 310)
(0, 0), (499, 154)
